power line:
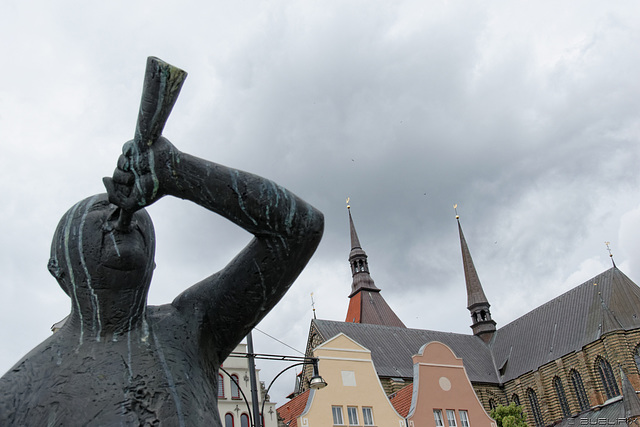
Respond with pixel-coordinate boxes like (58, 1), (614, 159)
(253, 327), (305, 356)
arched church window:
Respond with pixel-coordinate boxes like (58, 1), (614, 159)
(489, 398), (496, 410)
(527, 388), (544, 427)
(480, 310), (486, 321)
(512, 394), (520, 406)
(553, 376), (571, 418)
(225, 413), (234, 427)
(570, 369), (589, 411)
(596, 356), (619, 400)
(634, 345), (640, 373)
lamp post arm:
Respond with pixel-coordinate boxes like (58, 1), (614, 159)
(260, 361), (309, 422)
(220, 367), (254, 426)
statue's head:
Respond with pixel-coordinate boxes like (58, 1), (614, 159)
(48, 194), (156, 301)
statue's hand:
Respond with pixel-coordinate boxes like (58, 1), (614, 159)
(103, 136), (179, 211)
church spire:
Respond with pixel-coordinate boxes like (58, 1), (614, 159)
(345, 201), (405, 328)
(455, 206), (496, 342)
(347, 205), (379, 296)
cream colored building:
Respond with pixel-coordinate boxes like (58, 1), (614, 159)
(282, 333), (406, 427)
(219, 342), (278, 427)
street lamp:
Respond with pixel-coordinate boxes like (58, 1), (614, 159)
(228, 341), (328, 427)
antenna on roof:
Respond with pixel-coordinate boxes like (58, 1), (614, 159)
(605, 241), (617, 268)
(311, 292), (317, 319)
(454, 204), (459, 219)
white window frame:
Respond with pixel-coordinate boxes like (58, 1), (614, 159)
(459, 410), (470, 427)
(332, 406), (344, 425)
(347, 406), (359, 426)
(446, 409), (457, 427)
(362, 407), (374, 426)
(434, 409), (444, 427)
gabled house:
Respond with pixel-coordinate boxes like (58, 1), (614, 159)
(292, 207), (640, 426)
(278, 333), (406, 427)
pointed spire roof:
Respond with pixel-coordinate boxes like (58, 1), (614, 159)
(456, 212), (495, 342)
(348, 207), (380, 296)
(457, 218), (489, 310)
(345, 205), (405, 328)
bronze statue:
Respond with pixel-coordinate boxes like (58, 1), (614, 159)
(0, 58), (323, 426)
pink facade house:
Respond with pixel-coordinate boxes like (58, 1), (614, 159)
(404, 342), (495, 427)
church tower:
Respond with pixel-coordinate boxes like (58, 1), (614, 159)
(345, 204), (405, 328)
(456, 211), (496, 342)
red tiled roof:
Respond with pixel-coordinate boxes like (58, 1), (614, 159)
(276, 389), (310, 427)
(389, 383), (413, 418)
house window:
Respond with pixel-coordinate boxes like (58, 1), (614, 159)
(225, 413), (234, 427)
(571, 369), (589, 411)
(553, 376), (571, 418)
(527, 388), (544, 427)
(332, 406), (344, 425)
(240, 413), (249, 427)
(434, 409), (444, 427)
(459, 410), (470, 427)
(218, 374), (225, 398)
(446, 410), (457, 427)
(596, 357), (620, 400)
(347, 407), (359, 426)
(362, 407), (374, 426)
(230, 374), (241, 399)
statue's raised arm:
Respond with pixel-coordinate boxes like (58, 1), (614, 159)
(105, 135), (324, 361)
(0, 58), (323, 427)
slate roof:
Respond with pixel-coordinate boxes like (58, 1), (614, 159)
(313, 267), (640, 388)
(458, 219), (490, 309)
(312, 319), (498, 383)
(556, 398), (626, 427)
(277, 389), (310, 427)
(345, 290), (407, 328)
(490, 267), (640, 382)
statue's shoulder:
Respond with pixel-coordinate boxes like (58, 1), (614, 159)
(0, 334), (64, 424)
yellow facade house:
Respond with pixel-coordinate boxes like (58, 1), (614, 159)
(285, 333), (406, 427)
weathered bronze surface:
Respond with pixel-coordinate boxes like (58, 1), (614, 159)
(0, 58), (323, 426)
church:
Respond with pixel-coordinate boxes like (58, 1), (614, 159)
(293, 207), (640, 426)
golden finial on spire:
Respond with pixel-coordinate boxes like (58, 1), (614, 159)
(454, 204), (459, 219)
(605, 241), (616, 267)
(346, 197), (351, 210)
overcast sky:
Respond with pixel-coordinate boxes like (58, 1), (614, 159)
(1, 0), (640, 409)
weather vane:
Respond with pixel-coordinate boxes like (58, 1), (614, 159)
(604, 241), (616, 267)
(346, 197), (351, 210)
(310, 292), (317, 319)
(454, 204), (459, 219)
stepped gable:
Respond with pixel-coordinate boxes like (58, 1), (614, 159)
(312, 319), (498, 384)
(490, 267), (640, 383)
